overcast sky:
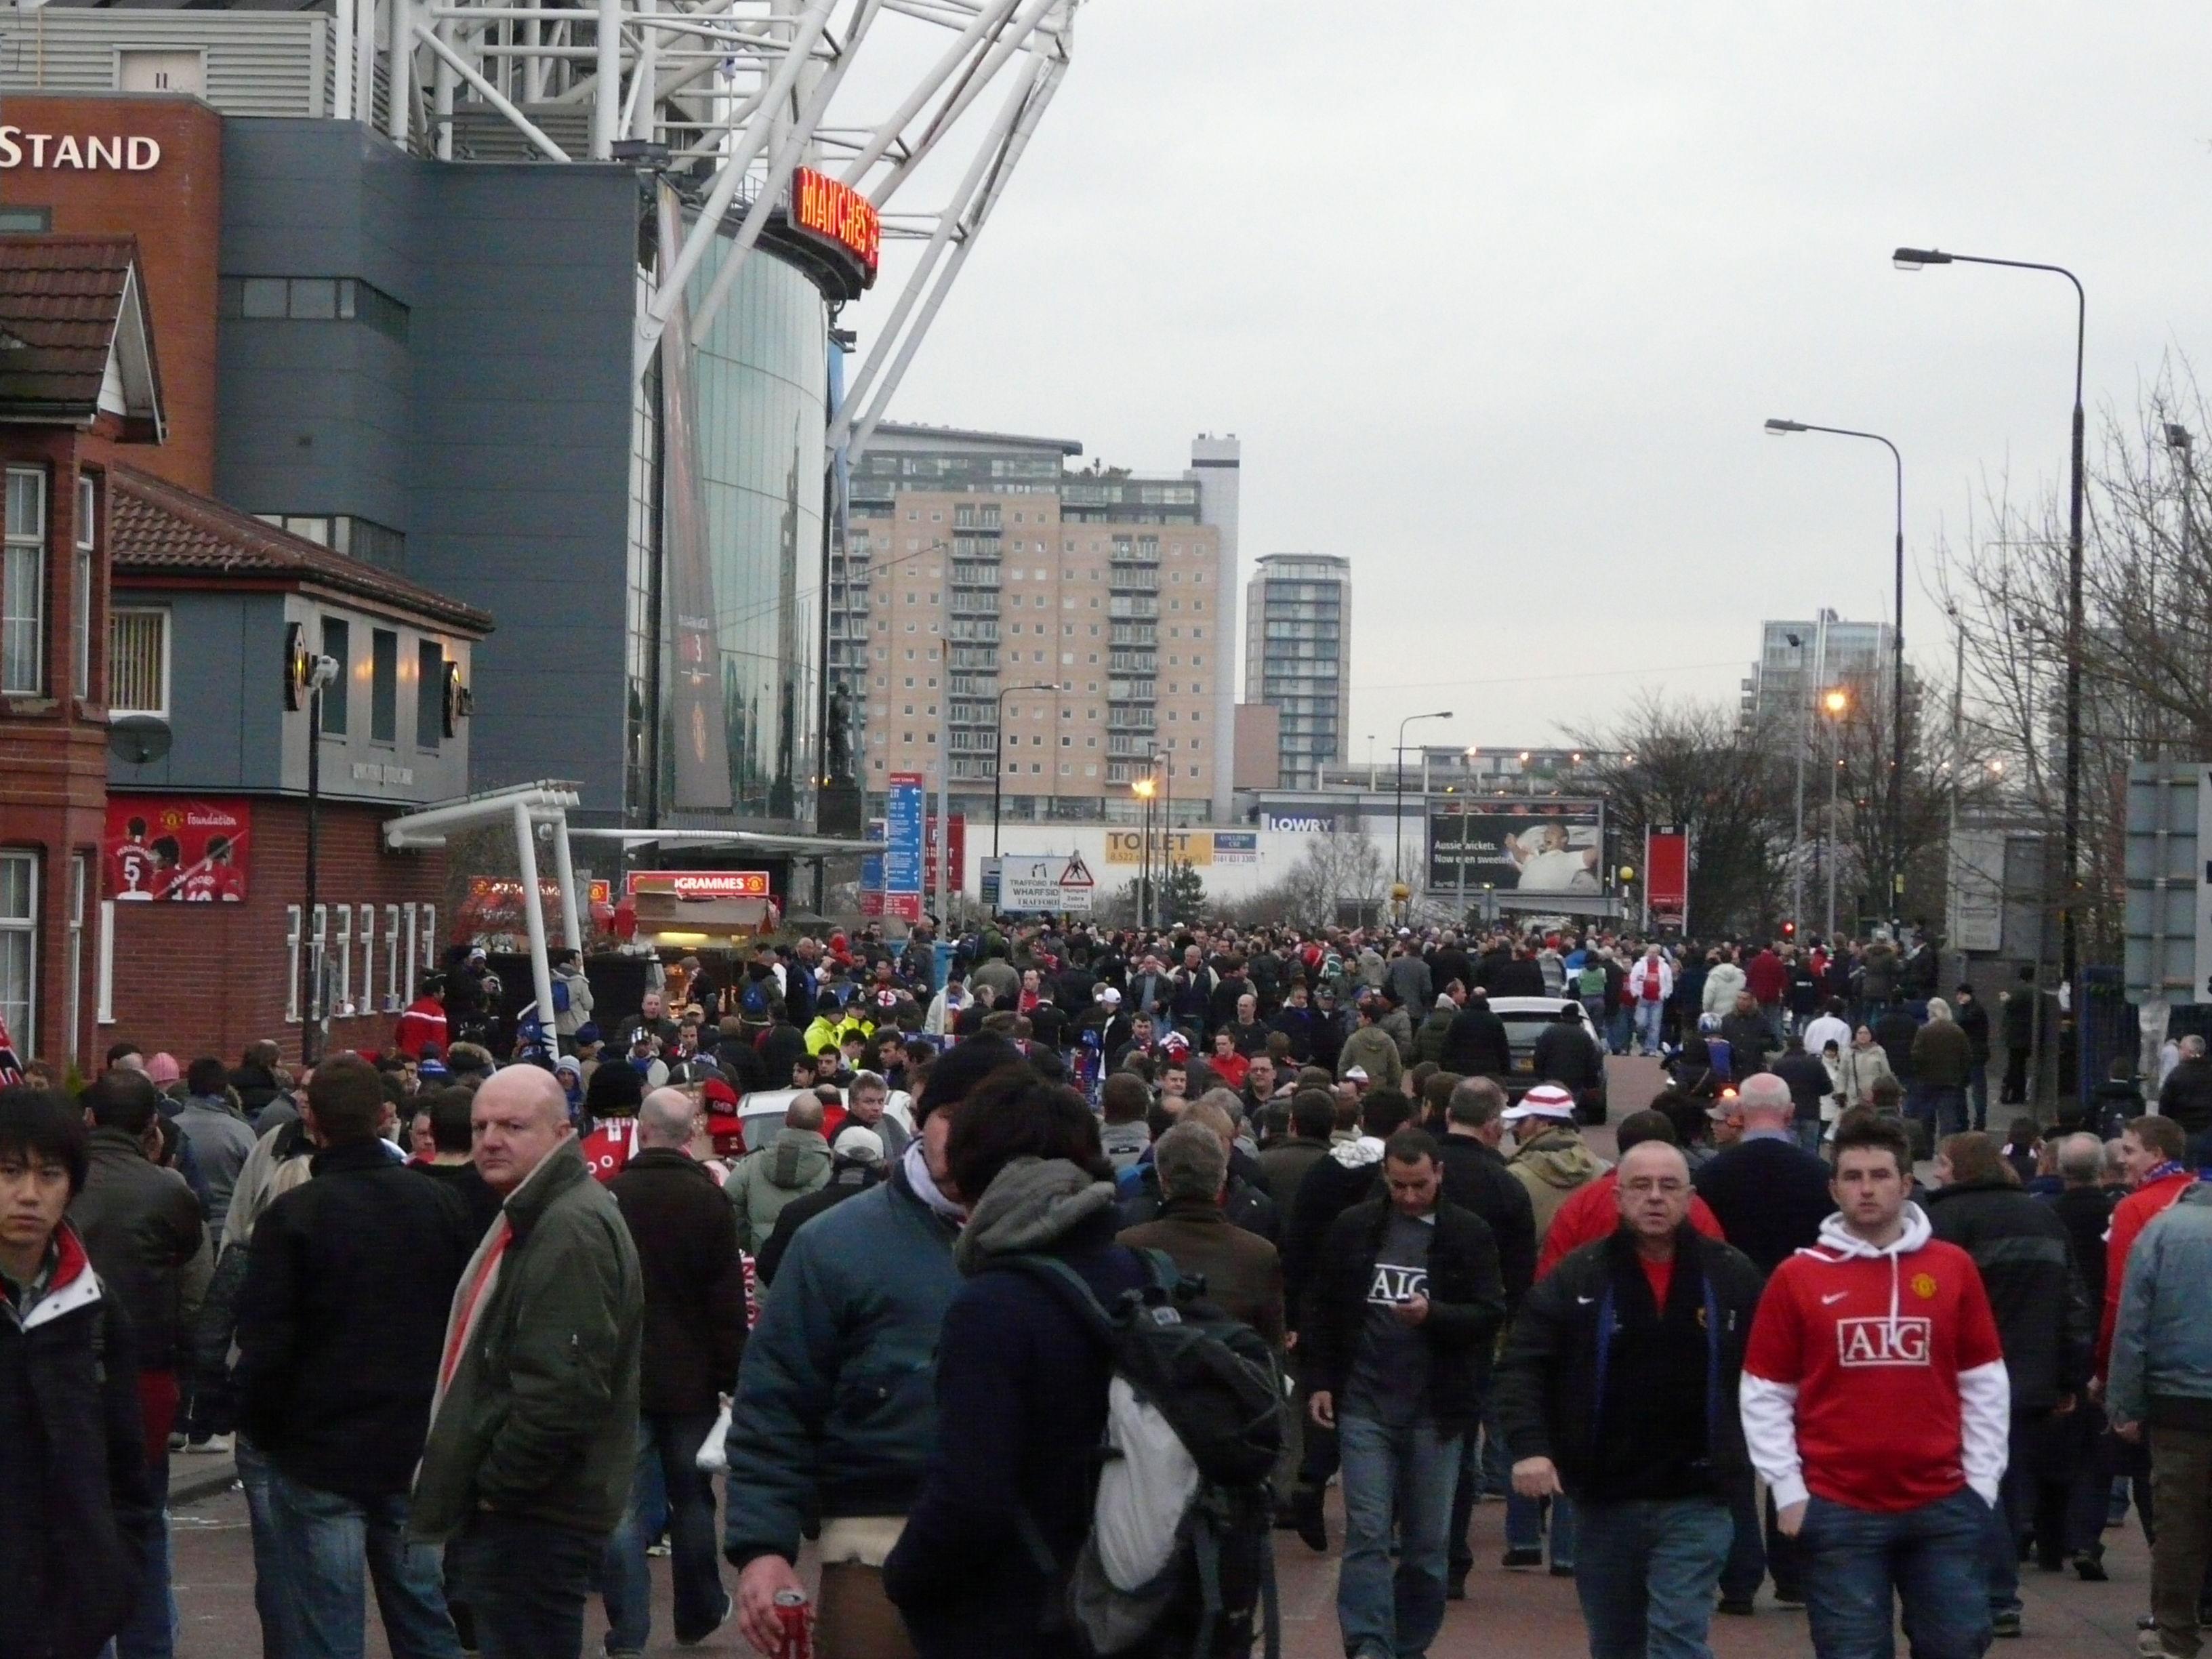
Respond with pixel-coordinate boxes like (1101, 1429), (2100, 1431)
(872, 2), (2212, 763)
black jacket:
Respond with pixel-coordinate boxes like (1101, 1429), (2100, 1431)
(1717, 1012), (1776, 1077)
(415, 1159), (504, 1238)
(1692, 1135), (1834, 1274)
(1282, 1150), (1382, 1334)
(0, 1227), (153, 1659)
(1875, 1008), (1921, 1082)
(1956, 998), (1992, 1065)
(609, 1148), (747, 1416)
(1435, 1134), (1537, 1306)
(1493, 1227), (1763, 1501)
(66, 1128), (205, 1374)
(234, 1139), (476, 1500)
(1304, 1196), (1505, 1439)
(753, 1158), (884, 1286)
(2161, 1059), (2212, 1138)
(1772, 1052), (1833, 1124)
(1441, 1003), (1511, 1078)
(2043, 1183), (2117, 1309)
(1924, 1177), (2093, 1410)
(1532, 1023), (1602, 1091)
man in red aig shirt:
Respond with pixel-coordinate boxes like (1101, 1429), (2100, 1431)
(1740, 1111), (2009, 1659)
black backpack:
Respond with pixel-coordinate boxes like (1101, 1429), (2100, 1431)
(994, 1250), (1285, 1659)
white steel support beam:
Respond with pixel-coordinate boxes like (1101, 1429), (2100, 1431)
(388, 0), (412, 143)
(414, 18), (573, 159)
(592, 0), (623, 156)
(684, 0), (882, 348)
(632, 0), (838, 382)
(836, 26), (1060, 453)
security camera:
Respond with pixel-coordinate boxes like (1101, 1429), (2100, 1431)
(308, 654), (341, 692)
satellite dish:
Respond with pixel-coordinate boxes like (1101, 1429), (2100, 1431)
(108, 715), (172, 766)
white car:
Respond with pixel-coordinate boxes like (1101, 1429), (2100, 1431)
(1488, 996), (1610, 1124)
(734, 1085), (914, 1152)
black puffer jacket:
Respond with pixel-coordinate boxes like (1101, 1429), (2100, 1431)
(1925, 1176), (2093, 1410)
(0, 1225), (153, 1659)
(1493, 1227), (1763, 1500)
(1304, 1196), (1504, 1439)
(234, 1141), (476, 1500)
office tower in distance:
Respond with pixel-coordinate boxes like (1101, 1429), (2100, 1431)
(1245, 553), (1351, 791)
(834, 426), (1237, 825)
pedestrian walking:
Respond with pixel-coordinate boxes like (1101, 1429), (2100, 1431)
(2108, 1176), (2212, 1659)
(68, 1067), (211, 1659)
(233, 1054), (477, 1659)
(1741, 1111), (2009, 1659)
(724, 1037), (1019, 1659)
(1924, 1130), (2094, 1635)
(1306, 1128), (1505, 1659)
(0, 1085), (153, 1659)
(410, 1066), (643, 1659)
(1496, 1139), (1763, 1659)
(602, 1088), (744, 1654)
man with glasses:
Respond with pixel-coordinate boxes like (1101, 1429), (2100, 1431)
(1496, 1139), (1764, 1659)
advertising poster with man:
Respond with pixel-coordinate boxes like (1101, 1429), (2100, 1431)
(105, 796), (252, 901)
(1428, 801), (1603, 894)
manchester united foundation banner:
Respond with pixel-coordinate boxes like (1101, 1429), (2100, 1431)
(105, 796), (252, 901)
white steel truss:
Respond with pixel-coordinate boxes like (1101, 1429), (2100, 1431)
(330, 0), (1078, 458)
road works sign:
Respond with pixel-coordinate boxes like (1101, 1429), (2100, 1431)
(998, 855), (1093, 914)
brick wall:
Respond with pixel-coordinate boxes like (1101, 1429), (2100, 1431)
(108, 797), (447, 1066)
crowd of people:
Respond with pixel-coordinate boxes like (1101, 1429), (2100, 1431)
(5, 913), (2209, 1659)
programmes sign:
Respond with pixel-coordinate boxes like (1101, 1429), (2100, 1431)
(625, 870), (770, 901)
(884, 773), (926, 922)
(1427, 801), (1604, 895)
(106, 796), (250, 901)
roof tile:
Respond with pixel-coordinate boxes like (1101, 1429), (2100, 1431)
(110, 464), (494, 636)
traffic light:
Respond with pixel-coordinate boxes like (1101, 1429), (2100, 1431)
(1781, 919), (1797, 940)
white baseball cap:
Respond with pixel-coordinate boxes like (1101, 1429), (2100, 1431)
(1501, 1084), (1577, 1123)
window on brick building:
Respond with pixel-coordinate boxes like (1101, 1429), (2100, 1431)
(319, 619), (350, 735)
(73, 475), (94, 701)
(416, 640), (445, 752)
(4, 468), (47, 695)
(0, 851), (36, 1052)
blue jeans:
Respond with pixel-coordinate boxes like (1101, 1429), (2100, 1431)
(601, 1410), (725, 1652)
(236, 1438), (301, 1657)
(115, 1441), (175, 1659)
(1984, 1412), (2039, 1618)
(1799, 1487), (1993, 1659)
(1633, 1002), (1664, 1054)
(443, 1513), (605, 1659)
(1576, 1496), (1733, 1659)
(1967, 1063), (1989, 1130)
(1795, 1120), (1825, 1155)
(1338, 1414), (1460, 1658)
(1909, 1084), (1967, 1148)
(266, 1463), (462, 1659)
(1507, 1486), (1578, 1567)
(1609, 1005), (1634, 1054)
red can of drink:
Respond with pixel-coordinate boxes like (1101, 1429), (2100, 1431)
(772, 1588), (813, 1659)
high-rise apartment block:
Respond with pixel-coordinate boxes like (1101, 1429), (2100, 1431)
(1744, 611), (1896, 725)
(832, 426), (1238, 824)
(1244, 552), (1352, 790)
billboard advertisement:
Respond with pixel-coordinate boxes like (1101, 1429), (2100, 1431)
(884, 773), (925, 922)
(1106, 829), (1233, 866)
(106, 796), (251, 901)
(1645, 825), (1689, 931)
(1427, 800), (1603, 895)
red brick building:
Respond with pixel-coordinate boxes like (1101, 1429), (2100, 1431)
(0, 235), (166, 1073)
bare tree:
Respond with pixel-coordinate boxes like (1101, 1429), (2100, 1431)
(1937, 359), (2212, 960)
(1231, 828), (1390, 928)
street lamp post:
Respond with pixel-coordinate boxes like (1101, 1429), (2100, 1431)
(989, 680), (1057, 860)
(1823, 687), (1849, 937)
(1393, 710), (1452, 905)
(1765, 418), (1907, 926)
(1132, 767), (1157, 928)
(1891, 245), (2087, 1010)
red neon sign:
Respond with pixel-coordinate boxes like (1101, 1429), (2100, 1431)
(790, 166), (880, 284)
